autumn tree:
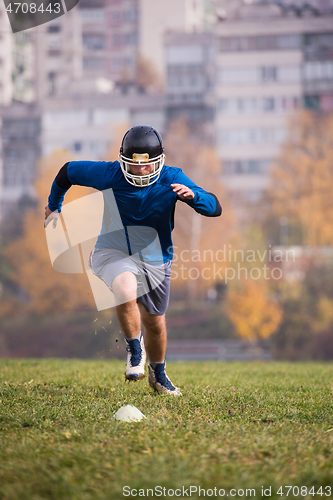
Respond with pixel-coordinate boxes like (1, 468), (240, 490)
(225, 279), (282, 342)
(266, 111), (333, 246)
(163, 119), (236, 299)
(117, 56), (163, 93)
(2, 150), (96, 315)
(104, 122), (130, 161)
(135, 55), (163, 93)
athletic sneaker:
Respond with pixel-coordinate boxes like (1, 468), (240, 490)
(125, 335), (146, 381)
(148, 362), (182, 395)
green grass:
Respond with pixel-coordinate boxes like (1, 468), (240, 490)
(0, 360), (333, 500)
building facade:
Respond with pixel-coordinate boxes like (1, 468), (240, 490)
(0, 104), (41, 218)
(165, 31), (216, 140)
(215, 0), (333, 202)
(83, 0), (207, 84)
(0, 2), (13, 106)
(33, 8), (83, 101)
(41, 91), (166, 161)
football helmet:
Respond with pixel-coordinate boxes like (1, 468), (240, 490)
(119, 126), (165, 187)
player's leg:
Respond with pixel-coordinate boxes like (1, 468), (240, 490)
(138, 303), (166, 362)
(112, 272), (146, 380)
(138, 303), (181, 396)
(113, 272), (141, 338)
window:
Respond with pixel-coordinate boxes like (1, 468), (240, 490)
(218, 96), (299, 114)
(278, 65), (301, 82)
(218, 65), (301, 85)
(261, 66), (277, 82)
(167, 46), (204, 65)
(83, 58), (104, 69)
(304, 32), (333, 61)
(80, 9), (104, 23)
(48, 49), (61, 57)
(189, 75), (198, 87)
(304, 95), (320, 110)
(257, 35), (276, 51)
(48, 25), (61, 33)
(125, 32), (137, 45)
(223, 159), (272, 175)
(218, 34), (301, 53)
(111, 57), (125, 71)
(112, 34), (122, 48)
(48, 71), (56, 94)
(263, 97), (275, 111)
(219, 128), (287, 145)
(277, 34), (301, 50)
(124, 9), (138, 21)
(218, 67), (259, 84)
(111, 11), (122, 24)
(83, 34), (106, 51)
(304, 61), (333, 80)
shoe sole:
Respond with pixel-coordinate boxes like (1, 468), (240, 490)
(148, 371), (182, 396)
(149, 382), (182, 395)
(125, 373), (145, 382)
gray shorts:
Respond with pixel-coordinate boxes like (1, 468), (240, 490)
(89, 248), (171, 315)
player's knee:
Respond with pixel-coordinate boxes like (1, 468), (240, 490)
(112, 272), (137, 302)
(143, 314), (165, 335)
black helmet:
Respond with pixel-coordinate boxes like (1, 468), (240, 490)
(119, 126), (165, 187)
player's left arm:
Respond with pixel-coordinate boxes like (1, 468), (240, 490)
(171, 171), (222, 217)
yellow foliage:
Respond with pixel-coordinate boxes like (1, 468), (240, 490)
(313, 296), (333, 333)
(225, 280), (283, 341)
(104, 122), (130, 161)
(164, 120), (236, 297)
(267, 111), (333, 246)
(4, 150), (96, 314)
(136, 55), (163, 92)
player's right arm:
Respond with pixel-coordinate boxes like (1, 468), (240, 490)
(45, 160), (117, 227)
(45, 161), (72, 227)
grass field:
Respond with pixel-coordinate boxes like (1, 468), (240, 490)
(0, 360), (333, 500)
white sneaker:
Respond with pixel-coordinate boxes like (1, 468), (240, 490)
(148, 363), (182, 395)
(125, 335), (146, 381)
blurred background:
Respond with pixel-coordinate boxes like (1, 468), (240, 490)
(1, 0), (333, 361)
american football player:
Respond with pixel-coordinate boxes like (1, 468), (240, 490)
(45, 125), (222, 395)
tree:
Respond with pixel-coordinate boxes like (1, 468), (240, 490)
(266, 111), (333, 246)
(135, 55), (163, 93)
(2, 150), (96, 315)
(104, 122), (130, 161)
(225, 280), (282, 342)
(117, 56), (163, 94)
(163, 119), (236, 299)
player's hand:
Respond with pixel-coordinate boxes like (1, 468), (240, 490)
(171, 184), (195, 200)
(44, 205), (59, 229)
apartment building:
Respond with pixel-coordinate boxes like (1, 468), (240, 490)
(41, 91), (166, 160)
(78, 0), (206, 84)
(139, 0), (205, 81)
(165, 31), (216, 139)
(78, 0), (108, 82)
(32, 8), (82, 101)
(0, 2), (13, 220)
(0, 104), (41, 218)
(215, 0), (333, 202)
(0, 2), (13, 106)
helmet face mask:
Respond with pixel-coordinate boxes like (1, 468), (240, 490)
(118, 153), (165, 187)
(119, 126), (165, 187)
